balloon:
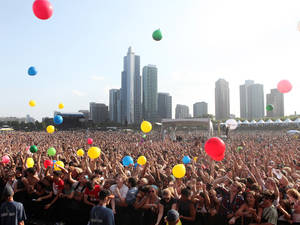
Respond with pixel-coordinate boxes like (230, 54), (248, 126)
(88, 147), (101, 159)
(77, 149), (84, 157)
(266, 104), (274, 112)
(137, 156), (147, 165)
(43, 159), (53, 168)
(225, 119), (238, 130)
(182, 156), (191, 164)
(122, 156), (134, 166)
(32, 0), (53, 20)
(172, 164), (186, 178)
(30, 145), (38, 153)
(2, 155), (10, 164)
(204, 137), (226, 161)
(52, 160), (56, 168)
(54, 161), (64, 171)
(152, 29), (163, 41)
(28, 66), (37, 76)
(87, 138), (93, 145)
(53, 115), (63, 125)
(193, 157), (198, 162)
(141, 121), (152, 133)
(29, 100), (36, 107)
(46, 125), (55, 134)
(58, 103), (64, 109)
(236, 146), (243, 152)
(26, 158), (34, 168)
(47, 147), (56, 156)
(142, 134), (147, 139)
(277, 80), (292, 93)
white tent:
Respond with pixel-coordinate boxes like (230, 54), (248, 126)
(237, 120), (242, 124)
(284, 118), (292, 123)
(293, 118), (300, 123)
(257, 120), (265, 124)
(287, 130), (300, 134)
(242, 120), (249, 124)
(275, 119), (282, 123)
(266, 119), (273, 123)
(250, 120), (257, 124)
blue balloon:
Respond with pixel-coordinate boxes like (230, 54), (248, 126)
(122, 156), (134, 166)
(28, 66), (37, 76)
(53, 115), (63, 125)
(52, 160), (56, 168)
(182, 156), (191, 164)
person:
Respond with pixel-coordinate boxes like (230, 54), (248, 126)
(156, 189), (177, 225)
(165, 209), (182, 225)
(88, 189), (115, 225)
(0, 185), (26, 225)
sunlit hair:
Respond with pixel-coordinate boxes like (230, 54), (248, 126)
(287, 188), (300, 200)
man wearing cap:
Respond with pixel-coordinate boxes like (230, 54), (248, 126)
(88, 189), (115, 225)
(0, 185), (26, 225)
(165, 209), (182, 225)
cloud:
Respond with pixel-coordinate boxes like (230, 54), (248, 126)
(72, 90), (86, 97)
(90, 75), (105, 81)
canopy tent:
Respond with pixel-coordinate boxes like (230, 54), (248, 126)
(237, 120), (242, 124)
(250, 120), (257, 124)
(275, 119), (283, 123)
(293, 118), (300, 123)
(0, 128), (14, 131)
(284, 119), (292, 123)
(287, 130), (300, 134)
(257, 120), (265, 124)
(266, 119), (274, 123)
(242, 120), (250, 124)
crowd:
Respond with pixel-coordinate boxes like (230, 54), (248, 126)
(0, 130), (299, 225)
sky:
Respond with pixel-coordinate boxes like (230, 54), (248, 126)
(1, 0), (300, 121)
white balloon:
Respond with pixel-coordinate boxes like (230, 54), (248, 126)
(225, 119), (238, 130)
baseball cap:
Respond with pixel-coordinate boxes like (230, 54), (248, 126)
(167, 209), (179, 222)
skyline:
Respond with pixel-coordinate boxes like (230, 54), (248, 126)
(1, 0), (300, 120)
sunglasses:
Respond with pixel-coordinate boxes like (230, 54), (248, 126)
(149, 190), (155, 193)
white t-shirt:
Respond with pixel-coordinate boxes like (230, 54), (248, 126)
(110, 184), (128, 201)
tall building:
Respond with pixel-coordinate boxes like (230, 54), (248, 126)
(142, 65), (158, 122)
(215, 79), (230, 120)
(247, 84), (264, 120)
(109, 89), (121, 123)
(175, 104), (189, 119)
(158, 93), (172, 120)
(120, 47), (141, 125)
(266, 88), (284, 117)
(193, 102), (208, 117)
(89, 102), (108, 123)
(239, 80), (254, 119)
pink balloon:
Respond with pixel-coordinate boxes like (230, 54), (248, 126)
(26, 146), (30, 151)
(87, 138), (93, 145)
(204, 137), (226, 161)
(33, 0), (53, 20)
(277, 80), (292, 93)
(2, 155), (10, 164)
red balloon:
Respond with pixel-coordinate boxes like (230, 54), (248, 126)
(204, 137), (226, 160)
(277, 80), (292, 93)
(33, 0), (53, 20)
(44, 160), (53, 168)
(87, 138), (93, 145)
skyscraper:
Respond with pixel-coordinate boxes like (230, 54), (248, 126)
(266, 89), (284, 117)
(158, 93), (172, 120)
(215, 79), (230, 121)
(120, 47), (141, 125)
(89, 102), (109, 123)
(240, 80), (254, 119)
(109, 89), (121, 123)
(142, 65), (158, 122)
(175, 104), (189, 119)
(247, 84), (264, 120)
(193, 102), (208, 117)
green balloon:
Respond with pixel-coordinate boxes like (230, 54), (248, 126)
(142, 134), (146, 139)
(236, 146), (243, 151)
(47, 147), (56, 156)
(266, 104), (274, 111)
(152, 29), (162, 41)
(30, 145), (38, 153)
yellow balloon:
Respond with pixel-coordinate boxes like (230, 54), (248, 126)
(29, 100), (36, 107)
(54, 161), (64, 171)
(77, 149), (85, 157)
(58, 103), (64, 109)
(141, 121), (152, 133)
(26, 158), (34, 168)
(194, 157), (198, 162)
(88, 147), (101, 159)
(47, 125), (55, 134)
(172, 164), (186, 178)
(137, 156), (147, 165)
